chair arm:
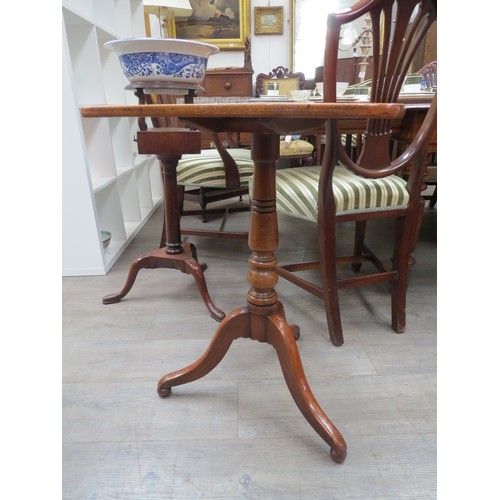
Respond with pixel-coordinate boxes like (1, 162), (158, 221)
(212, 133), (241, 187)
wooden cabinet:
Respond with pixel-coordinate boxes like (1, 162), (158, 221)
(62, 0), (163, 276)
(198, 68), (254, 97)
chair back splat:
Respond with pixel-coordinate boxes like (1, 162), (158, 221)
(271, 0), (437, 346)
(323, 0), (436, 174)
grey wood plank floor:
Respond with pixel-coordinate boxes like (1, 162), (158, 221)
(62, 200), (436, 499)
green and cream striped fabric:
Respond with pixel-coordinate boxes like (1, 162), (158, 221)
(177, 148), (254, 187)
(250, 164), (409, 222)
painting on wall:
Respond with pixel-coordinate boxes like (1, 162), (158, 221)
(254, 7), (284, 35)
(175, 0), (250, 50)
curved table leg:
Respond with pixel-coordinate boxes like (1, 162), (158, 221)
(267, 312), (347, 463)
(103, 244), (225, 322)
(102, 253), (153, 305)
(158, 307), (250, 396)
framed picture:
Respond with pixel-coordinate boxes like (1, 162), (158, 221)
(175, 0), (250, 51)
(254, 6), (284, 35)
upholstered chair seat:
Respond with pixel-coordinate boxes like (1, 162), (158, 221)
(176, 148), (254, 188)
(271, 164), (409, 221)
(279, 138), (314, 159)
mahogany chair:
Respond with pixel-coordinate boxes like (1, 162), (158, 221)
(262, 0), (437, 346)
(148, 93), (254, 240)
(255, 66), (315, 166)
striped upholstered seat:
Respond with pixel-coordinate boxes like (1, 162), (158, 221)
(250, 164), (409, 222)
(176, 148), (254, 188)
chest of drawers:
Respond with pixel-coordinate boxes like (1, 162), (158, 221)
(198, 67), (254, 97)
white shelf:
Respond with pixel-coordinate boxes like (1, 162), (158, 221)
(63, 0), (163, 276)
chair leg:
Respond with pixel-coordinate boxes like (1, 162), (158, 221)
(323, 284), (344, 346)
(318, 219), (344, 346)
(429, 186), (437, 208)
(352, 220), (367, 272)
(160, 221), (166, 249)
(197, 188), (208, 223)
(391, 216), (412, 333)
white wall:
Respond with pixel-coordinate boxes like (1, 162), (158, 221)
(205, 0), (356, 82)
(147, 1), (294, 80)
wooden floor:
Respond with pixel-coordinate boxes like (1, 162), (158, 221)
(62, 200), (437, 499)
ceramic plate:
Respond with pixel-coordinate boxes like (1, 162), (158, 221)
(337, 95), (362, 101)
(250, 96), (293, 102)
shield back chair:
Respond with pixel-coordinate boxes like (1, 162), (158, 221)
(255, 66), (315, 166)
(266, 0), (437, 346)
(147, 92), (254, 240)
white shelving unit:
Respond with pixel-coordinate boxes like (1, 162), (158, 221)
(62, 0), (163, 276)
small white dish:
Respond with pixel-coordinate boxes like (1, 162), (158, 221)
(290, 90), (310, 102)
(403, 83), (421, 93)
(337, 95), (360, 102)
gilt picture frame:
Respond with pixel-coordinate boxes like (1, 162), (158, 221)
(175, 0), (250, 51)
(254, 6), (284, 35)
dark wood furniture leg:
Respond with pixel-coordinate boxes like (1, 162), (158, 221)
(157, 133), (347, 463)
(102, 130), (225, 323)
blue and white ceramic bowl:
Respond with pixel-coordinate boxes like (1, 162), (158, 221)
(104, 38), (219, 86)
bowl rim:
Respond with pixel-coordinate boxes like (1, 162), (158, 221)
(104, 37), (220, 56)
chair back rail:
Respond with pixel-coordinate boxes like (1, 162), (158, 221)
(322, 0), (437, 177)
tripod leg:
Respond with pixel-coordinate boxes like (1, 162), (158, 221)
(184, 256), (225, 322)
(157, 307), (250, 397)
(267, 312), (347, 463)
(102, 254), (152, 304)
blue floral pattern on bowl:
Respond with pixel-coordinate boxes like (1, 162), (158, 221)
(119, 52), (208, 80)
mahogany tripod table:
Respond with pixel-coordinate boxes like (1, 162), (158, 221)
(81, 101), (405, 463)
